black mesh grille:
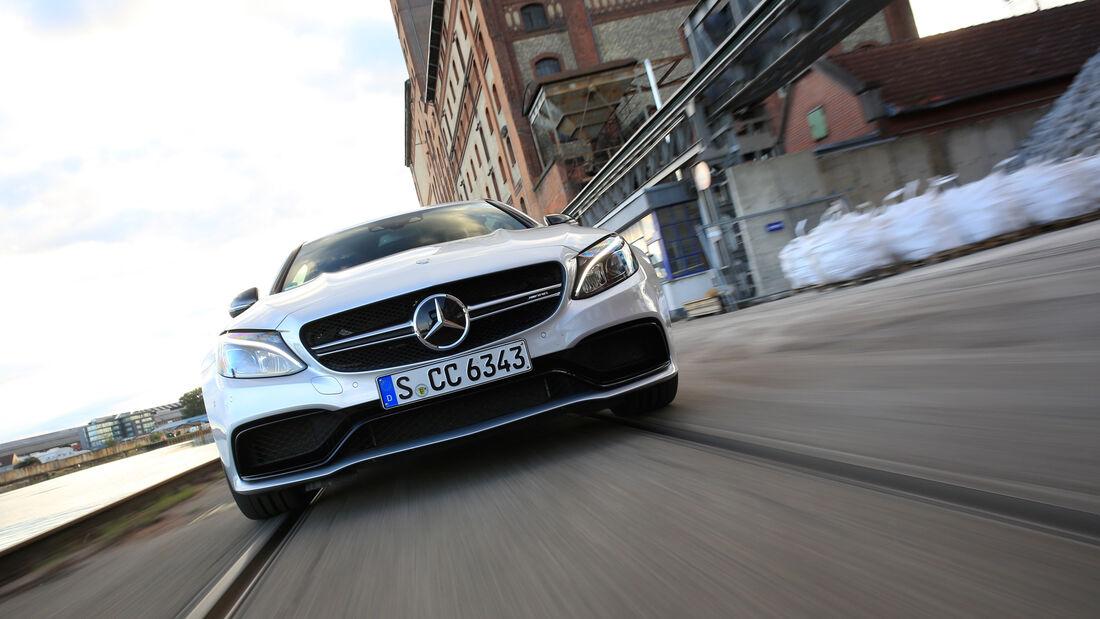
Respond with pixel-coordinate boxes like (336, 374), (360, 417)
(545, 319), (670, 386)
(234, 410), (348, 477)
(301, 262), (565, 373)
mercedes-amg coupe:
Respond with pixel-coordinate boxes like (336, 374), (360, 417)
(202, 200), (678, 518)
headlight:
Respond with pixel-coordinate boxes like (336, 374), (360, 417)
(217, 331), (306, 379)
(573, 234), (638, 299)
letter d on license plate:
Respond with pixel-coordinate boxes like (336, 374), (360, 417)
(377, 340), (531, 409)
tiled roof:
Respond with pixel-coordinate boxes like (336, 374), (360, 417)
(830, 0), (1100, 111)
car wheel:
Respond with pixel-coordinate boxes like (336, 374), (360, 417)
(612, 376), (678, 417)
(227, 478), (315, 520)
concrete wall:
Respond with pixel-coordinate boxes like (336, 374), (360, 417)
(0, 433), (208, 490)
(726, 151), (828, 295)
(726, 107), (1046, 294)
(942, 107), (1047, 183)
(817, 107), (1048, 205)
(816, 136), (937, 207)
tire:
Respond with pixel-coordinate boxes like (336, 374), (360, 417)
(227, 479), (314, 520)
(612, 376), (678, 417)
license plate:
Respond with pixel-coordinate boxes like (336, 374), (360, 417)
(377, 340), (531, 409)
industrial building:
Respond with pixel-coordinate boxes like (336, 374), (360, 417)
(392, 0), (696, 219)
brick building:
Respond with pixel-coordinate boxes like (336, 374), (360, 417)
(392, 0), (697, 220)
(780, 0), (1100, 154)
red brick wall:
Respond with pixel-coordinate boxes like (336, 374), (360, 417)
(531, 161), (574, 217)
(783, 70), (877, 154)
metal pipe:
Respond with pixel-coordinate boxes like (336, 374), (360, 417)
(644, 59), (663, 110)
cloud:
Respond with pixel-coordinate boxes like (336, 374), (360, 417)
(0, 1), (418, 442)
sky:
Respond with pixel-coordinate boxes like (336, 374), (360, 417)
(0, 0), (1085, 443)
(910, 0), (1082, 35)
(0, 0), (418, 442)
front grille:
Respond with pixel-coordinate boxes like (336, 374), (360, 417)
(301, 262), (565, 373)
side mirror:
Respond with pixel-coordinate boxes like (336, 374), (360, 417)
(544, 213), (578, 226)
(229, 287), (259, 318)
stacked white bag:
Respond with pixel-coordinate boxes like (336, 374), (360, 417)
(777, 154), (1100, 288)
(935, 171), (1028, 244)
(806, 209), (893, 281)
(881, 188), (964, 262)
(1007, 159), (1097, 224)
(777, 220), (821, 288)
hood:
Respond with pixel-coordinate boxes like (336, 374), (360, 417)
(224, 224), (611, 331)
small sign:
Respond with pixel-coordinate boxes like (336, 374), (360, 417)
(765, 221), (785, 232)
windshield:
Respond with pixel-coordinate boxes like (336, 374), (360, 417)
(278, 202), (533, 292)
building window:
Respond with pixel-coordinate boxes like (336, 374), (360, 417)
(535, 57), (561, 77)
(519, 197), (527, 213)
(486, 108), (493, 134)
(505, 136), (516, 165)
(655, 202), (709, 279)
(521, 4), (548, 31)
(807, 106), (828, 141)
(492, 84), (502, 112)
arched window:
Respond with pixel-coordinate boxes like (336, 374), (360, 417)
(534, 57), (561, 77)
(521, 4), (548, 31)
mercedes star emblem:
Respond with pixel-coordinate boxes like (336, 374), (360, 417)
(413, 294), (470, 351)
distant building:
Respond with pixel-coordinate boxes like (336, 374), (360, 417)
(82, 416), (122, 450)
(0, 453), (18, 473)
(151, 403), (184, 427)
(28, 446), (87, 464)
(156, 416), (209, 438)
(117, 410), (157, 440)
(77, 402), (177, 450)
(0, 427), (86, 457)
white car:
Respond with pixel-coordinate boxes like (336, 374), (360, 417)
(202, 200), (678, 518)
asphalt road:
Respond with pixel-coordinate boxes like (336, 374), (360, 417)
(237, 417), (1099, 617)
(5, 221), (1099, 617)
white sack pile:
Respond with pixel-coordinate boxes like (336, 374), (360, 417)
(780, 46), (1100, 289)
(779, 156), (1100, 287)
